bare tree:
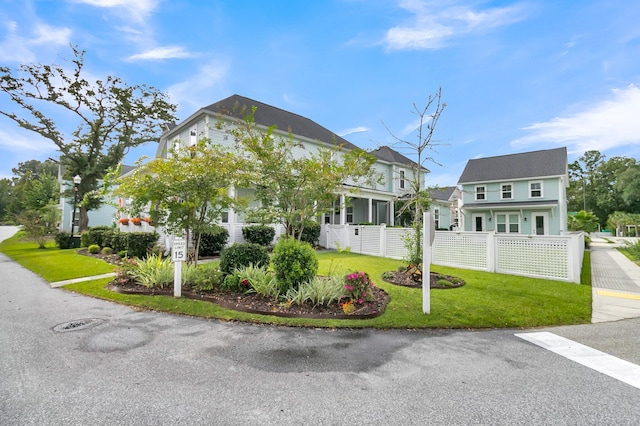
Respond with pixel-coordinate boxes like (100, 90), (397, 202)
(384, 88), (446, 266)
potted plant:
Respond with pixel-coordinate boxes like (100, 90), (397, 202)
(131, 217), (142, 226)
(118, 218), (129, 225)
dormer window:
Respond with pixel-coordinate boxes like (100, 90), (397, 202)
(475, 185), (486, 201)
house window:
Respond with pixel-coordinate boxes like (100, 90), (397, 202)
(475, 185), (486, 201)
(400, 171), (405, 189)
(501, 183), (513, 200)
(496, 213), (520, 233)
(529, 181), (543, 198)
(434, 208), (440, 229)
(346, 206), (353, 224)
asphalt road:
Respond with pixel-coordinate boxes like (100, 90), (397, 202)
(1, 227), (639, 425)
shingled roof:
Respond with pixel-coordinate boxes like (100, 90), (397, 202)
(458, 147), (567, 184)
(370, 146), (428, 171)
(204, 94), (359, 150)
(428, 186), (458, 202)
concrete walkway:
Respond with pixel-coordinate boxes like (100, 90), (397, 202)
(589, 237), (640, 323)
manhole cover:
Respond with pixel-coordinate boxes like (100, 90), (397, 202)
(53, 318), (103, 332)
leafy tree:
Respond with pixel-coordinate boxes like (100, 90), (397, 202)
(111, 139), (248, 265)
(15, 202), (60, 248)
(0, 46), (177, 231)
(615, 164), (640, 212)
(230, 107), (381, 240)
(384, 88), (446, 266)
(568, 210), (599, 232)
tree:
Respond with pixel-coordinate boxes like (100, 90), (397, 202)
(568, 210), (599, 233)
(384, 88), (446, 266)
(111, 139), (247, 265)
(615, 164), (640, 212)
(0, 46), (177, 231)
(231, 107), (381, 240)
(15, 202), (60, 249)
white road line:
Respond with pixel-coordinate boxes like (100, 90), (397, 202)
(515, 331), (640, 390)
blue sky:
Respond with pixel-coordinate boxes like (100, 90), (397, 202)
(1, 0), (639, 187)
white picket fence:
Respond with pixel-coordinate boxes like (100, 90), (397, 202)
(320, 224), (585, 283)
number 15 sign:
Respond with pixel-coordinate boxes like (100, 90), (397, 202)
(172, 238), (187, 263)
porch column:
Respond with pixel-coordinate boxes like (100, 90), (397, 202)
(389, 200), (395, 226)
(368, 198), (373, 223)
(340, 194), (346, 225)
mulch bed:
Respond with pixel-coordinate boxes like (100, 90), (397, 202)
(108, 282), (389, 319)
(382, 271), (465, 289)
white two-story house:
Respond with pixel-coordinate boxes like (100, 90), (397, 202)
(457, 147), (568, 235)
(154, 95), (427, 235)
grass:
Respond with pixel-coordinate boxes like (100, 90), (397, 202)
(1, 232), (593, 329)
(0, 231), (115, 282)
(581, 250), (591, 286)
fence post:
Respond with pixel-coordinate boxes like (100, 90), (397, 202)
(487, 232), (496, 272)
(380, 224), (386, 257)
(343, 223), (350, 250)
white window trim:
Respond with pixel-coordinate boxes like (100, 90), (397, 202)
(399, 170), (405, 190)
(495, 212), (521, 234)
(529, 181), (543, 198)
(475, 185), (486, 201)
(500, 182), (514, 200)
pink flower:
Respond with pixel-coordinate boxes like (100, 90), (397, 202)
(358, 298), (363, 304)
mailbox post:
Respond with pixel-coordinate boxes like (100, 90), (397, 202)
(172, 237), (186, 297)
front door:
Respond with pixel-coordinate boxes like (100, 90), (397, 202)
(473, 214), (484, 232)
(533, 213), (547, 235)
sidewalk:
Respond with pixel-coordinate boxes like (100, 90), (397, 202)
(589, 237), (640, 323)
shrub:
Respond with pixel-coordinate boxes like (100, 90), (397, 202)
(242, 225), (276, 246)
(55, 231), (73, 249)
(296, 222), (321, 246)
(88, 244), (100, 254)
(80, 226), (112, 248)
(286, 275), (344, 307)
(219, 243), (270, 275)
(127, 232), (160, 259)
(130, 254), (174, 288)
(198, 225), (229, 256)
(272, 237), (318, 293)
(117, 250), (128, 259)
(113, 258), (138, 287)
(221, 273), (251, 293)
(235, 264), (279, 298)
(343, 271), (375, 304)
(101, 247), (114, 255)
(110, 232), (130, 253)
(182, 262), (221, 292)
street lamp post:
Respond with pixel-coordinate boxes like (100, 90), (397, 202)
(70, 175), (81, 247)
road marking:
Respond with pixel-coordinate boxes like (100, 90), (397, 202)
(515, 332), (640, 390)
(596, 289), (640, 300)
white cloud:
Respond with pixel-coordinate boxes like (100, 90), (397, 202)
(0, 128), (56, 154)
(166, 60), (229, 116)
(127, 46), (195, 61)
(512, 84), (640, 153)
(0, 20), (71, 62)
(338, 126), (369, 137)
(384, 0), (528, 50)
(71, 0), (158, 24)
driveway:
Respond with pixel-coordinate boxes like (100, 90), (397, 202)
(1, 226), (639, 425)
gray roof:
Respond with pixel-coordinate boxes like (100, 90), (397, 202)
(370, 146), (428, 171)
(458, 147), (567, 184)
(204, 94), (359, 150)
(428, 186), (458, 202)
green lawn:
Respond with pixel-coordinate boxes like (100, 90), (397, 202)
(1, 232), (592, 329)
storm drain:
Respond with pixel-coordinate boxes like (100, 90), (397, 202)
(53, 318), (103, 332)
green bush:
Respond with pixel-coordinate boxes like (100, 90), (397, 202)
(242, 225), (276, 246)
(221, 273), (252, 293)
(79, 226), (111, 248)
(285, 275), (344, 307)
(235, 264), (279, 298)
(110, 232), (130, 253)
(297, 222), (321, 246)
(182, 262), (222, 292)
(198, 225), (229, 256)
(88, 244), (100, 254)
(219, 243), (270, 275)
(130, 254), (173, 288)
(127, 232), (160, 259)
(54, 231), (73, 249)
(101, 247), (114, 255)
(272, 237), (318, 293)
